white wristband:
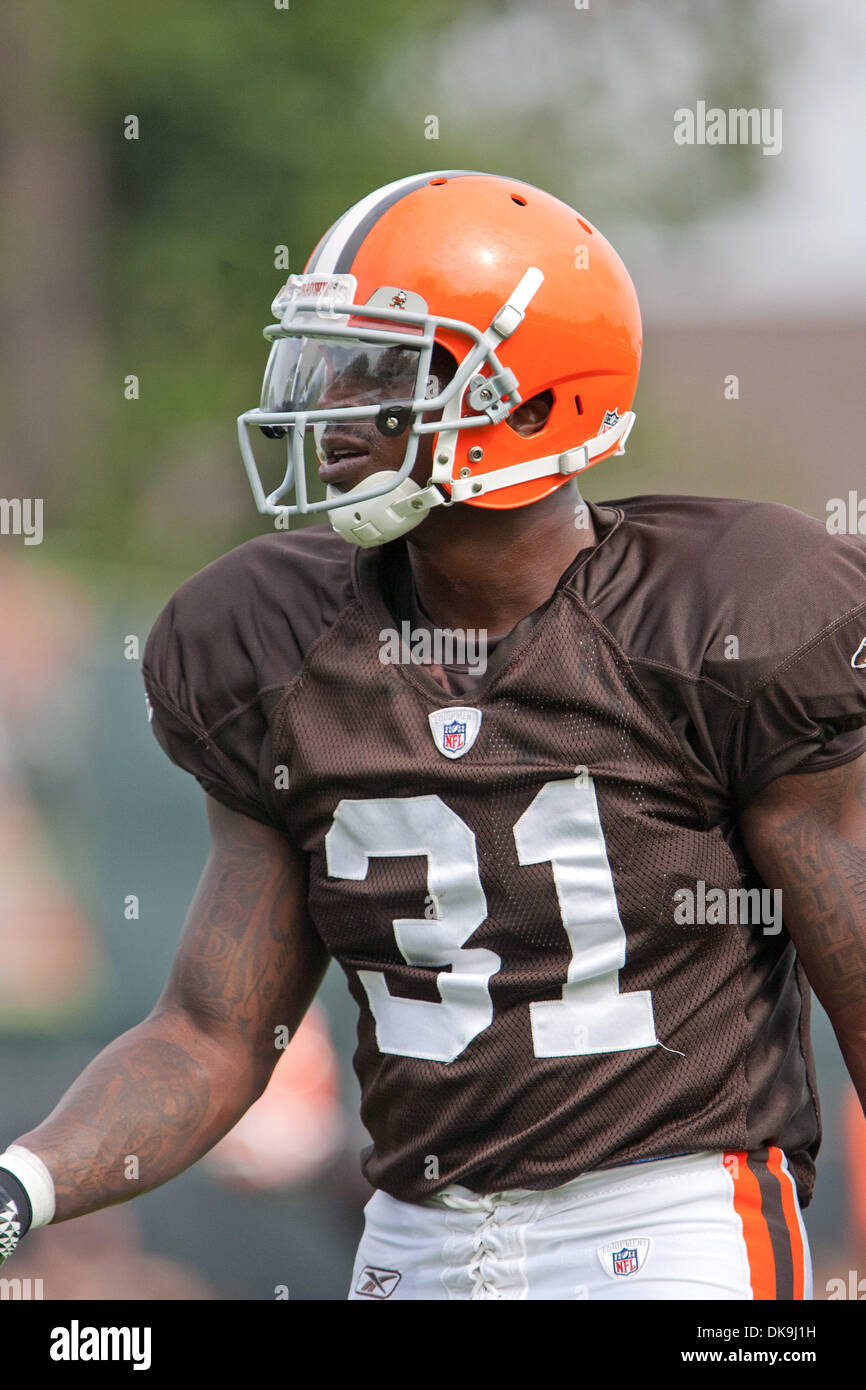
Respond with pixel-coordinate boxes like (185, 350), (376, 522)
(0, 1145), (56, 1228)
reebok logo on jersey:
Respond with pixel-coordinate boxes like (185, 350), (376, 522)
(355, 1266), (402, 1298)
(852, 637), (866, 669)
(597, 1238), (651, 1279)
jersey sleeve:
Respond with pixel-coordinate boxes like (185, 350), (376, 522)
(141, 526), (352, 828)
(141, 534), (315, 829)
(143, 594), (280, 828)
(727, 540), (866, 806)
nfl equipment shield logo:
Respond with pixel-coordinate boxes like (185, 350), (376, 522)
(613, 1247), (638, 1275)
(428, 706), (483, 759)
(444, 719), (465, 752)
(596, 1237), (650, 1279)
(600, 408), (621, 432)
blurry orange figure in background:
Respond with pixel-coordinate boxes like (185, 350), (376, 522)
(205, 1002), (347, 1190)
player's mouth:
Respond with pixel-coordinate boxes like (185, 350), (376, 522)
(318, 436), (378, 489)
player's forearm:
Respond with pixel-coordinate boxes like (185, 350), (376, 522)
(10, 1005), (267, 1222)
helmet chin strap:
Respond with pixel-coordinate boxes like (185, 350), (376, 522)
(326, 470), (446, 548)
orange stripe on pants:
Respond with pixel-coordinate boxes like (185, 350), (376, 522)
(725, 1150), (775, 1300)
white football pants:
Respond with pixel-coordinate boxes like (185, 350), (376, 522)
(348, 1148), (812, 1300)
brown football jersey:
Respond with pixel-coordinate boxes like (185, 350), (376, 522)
(143, 497), (866, 1205)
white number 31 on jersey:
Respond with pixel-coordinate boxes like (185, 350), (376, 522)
(325, 778), (657, 1063)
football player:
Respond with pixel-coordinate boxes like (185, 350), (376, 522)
(3, 171), (865, 1300)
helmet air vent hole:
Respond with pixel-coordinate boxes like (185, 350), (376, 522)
(429, 177), (448, 186)
(574, 395), (583, 415)
(511, 194), (527, 206)
(577, 217), (593, 235)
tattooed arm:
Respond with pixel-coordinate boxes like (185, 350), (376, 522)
(11, 795), (328, 1222)
(740, 749), (866, 1108)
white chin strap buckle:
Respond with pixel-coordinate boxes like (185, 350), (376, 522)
(326, 471), (444, 547)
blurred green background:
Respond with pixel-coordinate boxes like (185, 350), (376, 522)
(1, 0), (865, 1299)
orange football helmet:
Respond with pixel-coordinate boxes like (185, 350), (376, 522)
(238, 170), (641, 546)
